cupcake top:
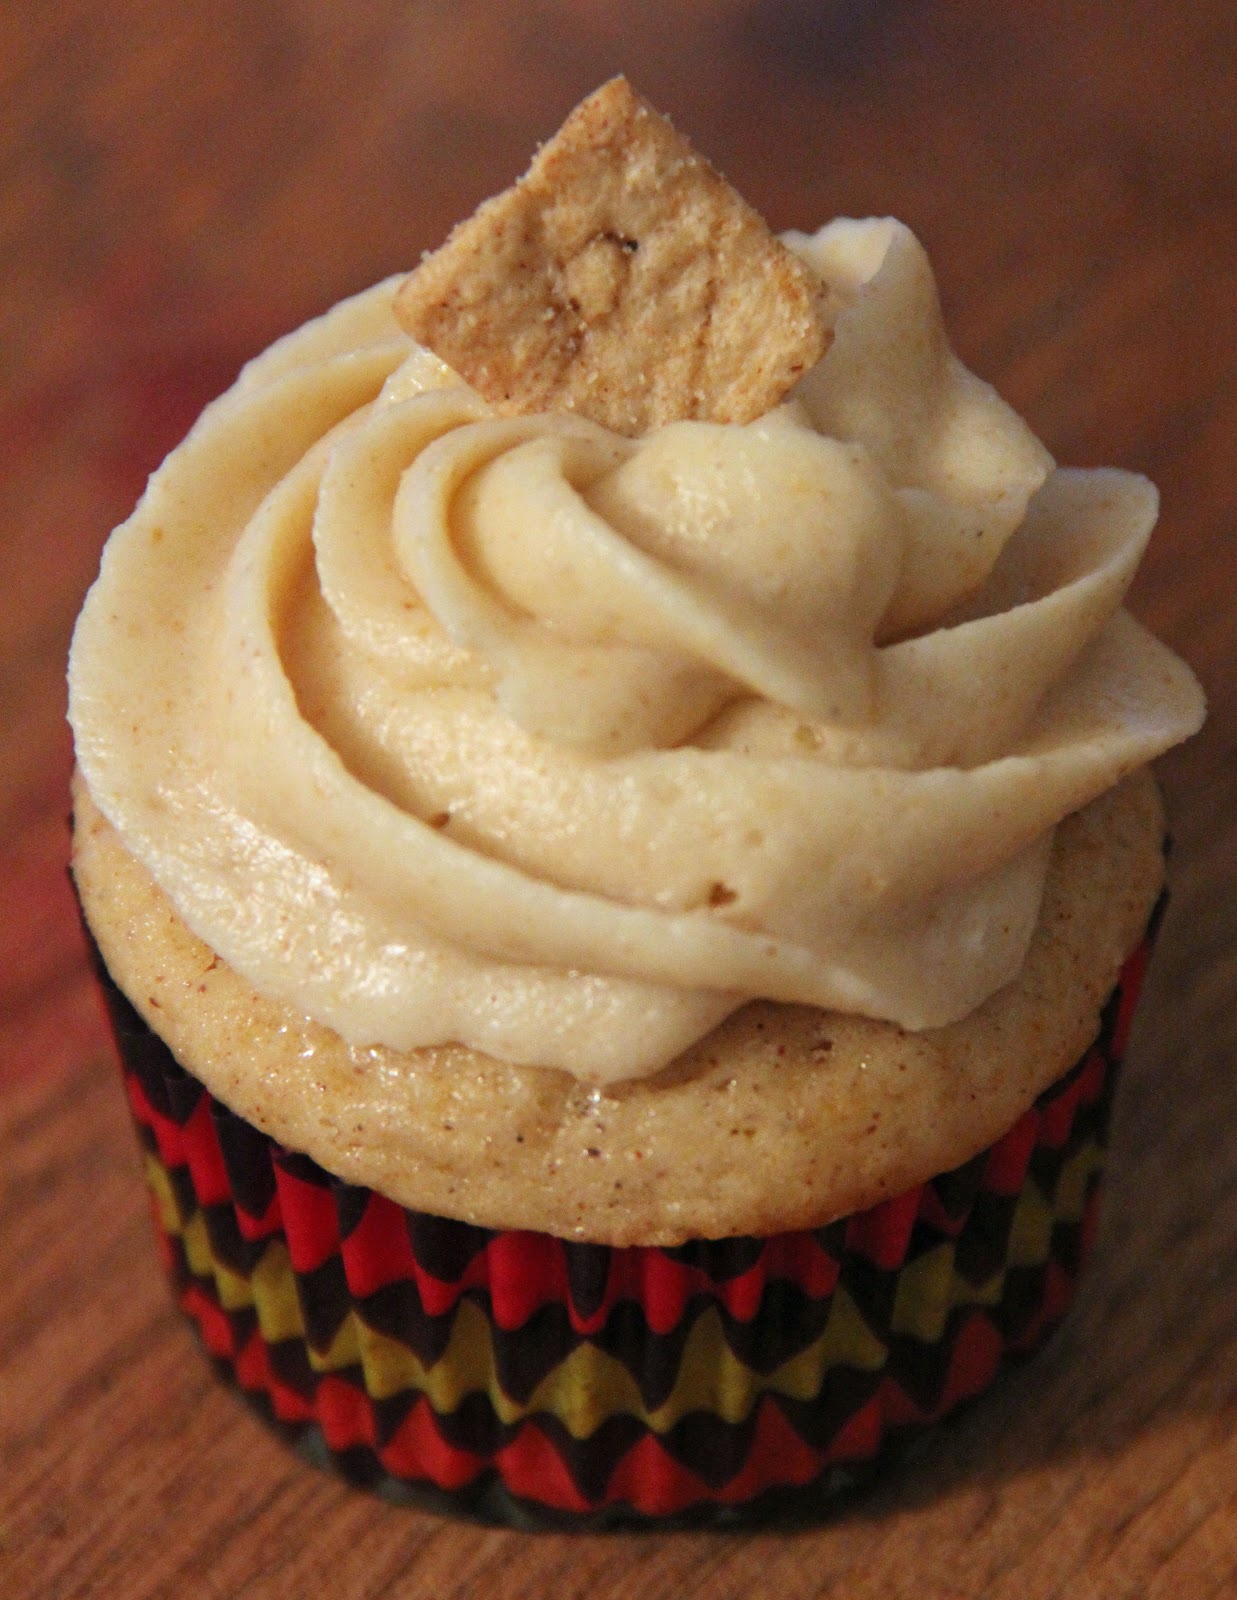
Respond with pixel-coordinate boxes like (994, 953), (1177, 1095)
(71, 767), (1166, 1242)
(69, 81), (1202, 1088)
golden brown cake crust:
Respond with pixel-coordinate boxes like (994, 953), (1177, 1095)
(73, 770), (1165, 1245)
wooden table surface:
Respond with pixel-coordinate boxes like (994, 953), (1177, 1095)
(2, 3), (1234, 1595)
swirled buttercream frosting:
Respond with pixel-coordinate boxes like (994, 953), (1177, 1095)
(68, 219), (1205, 1083)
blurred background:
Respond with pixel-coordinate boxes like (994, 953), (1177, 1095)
(2, 5), (1234, 1595)
(7, 2), (1234, 564)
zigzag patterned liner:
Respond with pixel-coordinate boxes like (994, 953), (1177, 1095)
(95, 935), (1152, 1526)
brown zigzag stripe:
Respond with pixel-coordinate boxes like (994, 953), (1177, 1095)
(151, 1146), (1105, 1517)
(137, 1068), (1107, 1459)
(154, 1132), (1100, 1446)
(139, 1088), (1111, 1418)
(274, 1421), (875, 1530)
(226, 1371), (875, 1531)
(181, 1268), (1040, 1500)
(91, 915), (1152, 1522)
(174, 1220), (1075, 1522)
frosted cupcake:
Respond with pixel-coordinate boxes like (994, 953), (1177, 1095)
(69, 80), (1203, 1523)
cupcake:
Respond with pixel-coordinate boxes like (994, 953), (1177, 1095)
(68, 80), (1204, 1524)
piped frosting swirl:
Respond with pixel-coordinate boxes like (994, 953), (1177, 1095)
(68, 219), (1205, 1082)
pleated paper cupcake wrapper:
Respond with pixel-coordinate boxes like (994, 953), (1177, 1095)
(94, 932), (1153, 1526)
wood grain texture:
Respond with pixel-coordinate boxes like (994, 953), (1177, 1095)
(1, 2), (1234, 1595)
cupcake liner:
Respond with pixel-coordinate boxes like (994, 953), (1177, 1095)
(91, 929), (1153, 1526)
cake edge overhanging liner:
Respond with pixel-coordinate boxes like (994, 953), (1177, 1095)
(86, 916), (1158, 1520)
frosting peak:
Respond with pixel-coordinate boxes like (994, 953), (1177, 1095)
(68, 221), (1205, 1082)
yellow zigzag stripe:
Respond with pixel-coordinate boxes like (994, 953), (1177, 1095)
(356, 1287), (886, 1435)
(144, 1152), (182, 1237)
(890, 1137), (1106, 1342)
(146, 1132), (1104, 1438)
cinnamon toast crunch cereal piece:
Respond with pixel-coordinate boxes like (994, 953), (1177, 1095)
(394, 77), (828, 435)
